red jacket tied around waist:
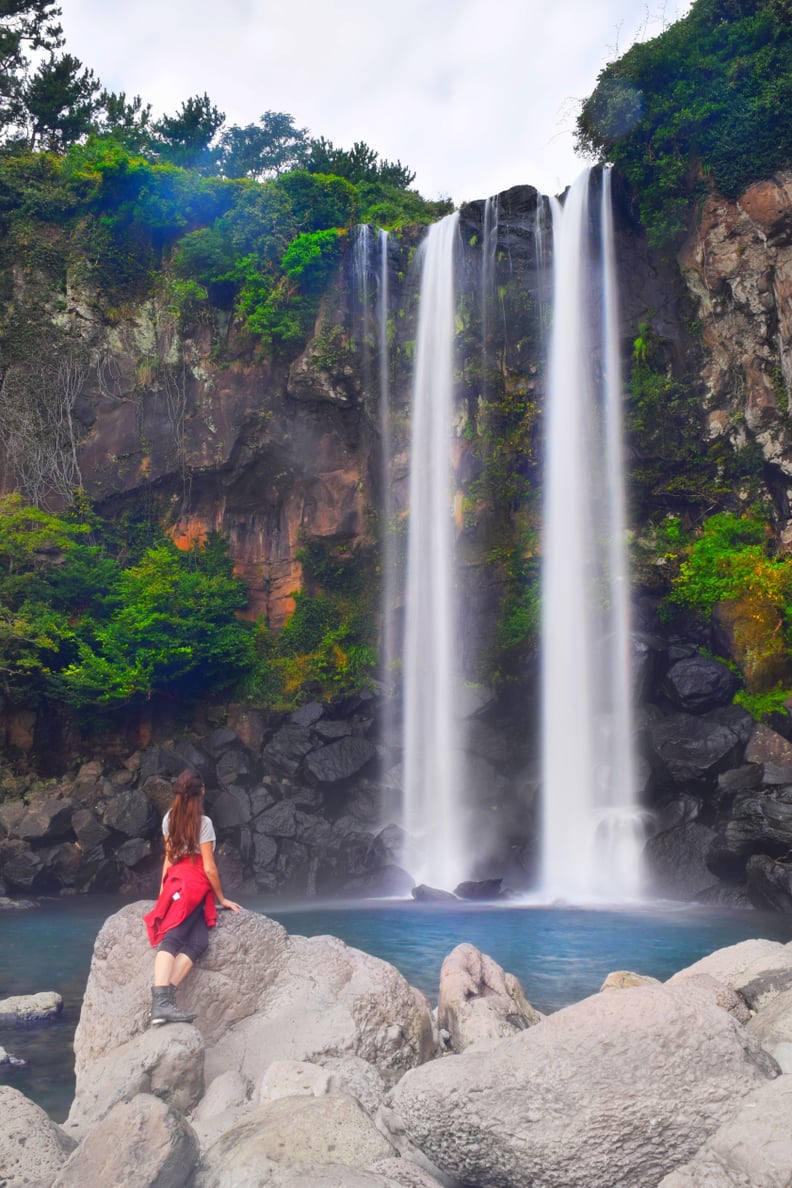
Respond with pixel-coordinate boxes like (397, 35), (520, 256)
(143, 857), (217, 946)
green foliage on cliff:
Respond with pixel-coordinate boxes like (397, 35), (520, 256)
(577, 0), (792, 248)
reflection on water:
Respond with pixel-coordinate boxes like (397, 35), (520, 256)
(1, 894), (791, 1120)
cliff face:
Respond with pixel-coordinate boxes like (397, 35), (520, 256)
(678, 171), (792, 531)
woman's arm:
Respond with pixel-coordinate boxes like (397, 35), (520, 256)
(199, 841), (241, 912)
(159, 854), (173, 894)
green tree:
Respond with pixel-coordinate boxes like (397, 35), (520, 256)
(23, 51), (100, 148)
(154, 92), (225, 171)
(94, 89), (153, 152)
(305, 136), (415, 187)
(0, 0), (63, 139)
(219, 110), (308, 180)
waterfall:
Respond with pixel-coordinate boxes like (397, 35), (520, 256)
(377, 228), (397, 706)
(540, 168), (643, 901)
(402, 211), (465, 890)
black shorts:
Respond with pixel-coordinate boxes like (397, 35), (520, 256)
(158, 901), (210, 962)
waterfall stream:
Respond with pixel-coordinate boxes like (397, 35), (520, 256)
(540, 168), (644, 901)
(402, 211), (465, 890)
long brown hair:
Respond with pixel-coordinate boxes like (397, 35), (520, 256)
(166, 769), (204, 862)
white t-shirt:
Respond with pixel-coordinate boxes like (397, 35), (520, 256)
(162, 810), (216, 852)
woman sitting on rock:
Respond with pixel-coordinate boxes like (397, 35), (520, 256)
(143, 768), (241, 1025)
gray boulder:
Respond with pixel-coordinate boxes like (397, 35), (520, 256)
(262, 725), (316, 776)
(0, 990), (63, 1023)
(437, 943), (541, 1052)
(667, 937), (791, 990)
(747, 986), (792, 1056)
(377, 982), (778, 1188)
(188, 1069), (252, 1151)
(193, 1093), (394, 1188)
(53, 1093), (198, 1188)
(0, 1085), (76, 1187)
(16, 796), (76, 841)
(644, 821), (718, 900)
(658, 1076), (792, 1187)
(66, 1020), (204, 1139)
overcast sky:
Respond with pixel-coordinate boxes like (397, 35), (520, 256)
(58, 0), (692, 204)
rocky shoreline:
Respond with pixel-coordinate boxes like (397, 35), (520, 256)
(2, 905), (792, 1187)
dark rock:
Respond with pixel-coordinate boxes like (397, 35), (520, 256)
(290, 702), (325, 728)
(345, 783), (382, 823)
(745, 853), (792, 912)
(632, 634), (660, 701)
(101, 788), (153, 837)
(262, 725), (315, 777)
(457, 685), (497, 719)
(274, 839), (311, 891)
(649, 794), (703, 837)
(703, 704), (755, 746)
(281, 785), (324, 812)
(0, 840), (43, 890)
(17, 797), (76, 842)
(140, 776), (174, 818)
(44, 842), (86, 886)
(226, 707), (268, 753)
(762, 762), (792, 787)
(249, 783), (279, 817)
(368, 823), (406, 867)
(215, 842), (244, 892)
(206, 727), (239, 756)
(660, 655), (739, 714)
(644, 822), (718, 900)
(707, 789), (792, 878)
(137, 746), (186, 783)
(764, 708), (792, 741)
(648, 715), (741, 782)
(412, 884), (458, 902)
(293, 812), (334, 848)
(454, 878), (504, 900)
(303, 737), (377, 785)
(172, 740), (213, 779)
(71, 808), (110, 850)
(208, 786), (252, 829)
(255, 800), (298, 838)
(716, 764), (763, 800)
(216, 748), (252, 787)
(312, 719), (353, 742)
(252, 833), (278, 871)
(116, 838), (151, 868)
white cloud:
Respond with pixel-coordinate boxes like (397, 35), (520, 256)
(58, 0), (693, 202)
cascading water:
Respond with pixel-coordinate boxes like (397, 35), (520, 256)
(377, 228), (397, 709)
(402, 211), (466, 890)
(540, 167), (644, 901)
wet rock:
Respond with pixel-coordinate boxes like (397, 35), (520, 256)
(71, 807), (110, 850)
(745, 723), (792, 765)
(101, 787), (153, 837)
(454, 878), (503, 900)
(0, 839), (44, 889)
(263, 724), (316, 776)
(746, 852), (792, 912)
(303, 736), (377, 784)
(290, 702), (325, 728)
(648, 715), (741, 782)
(0, 990), (63, 1023)
(703, 703), (755, 745)
(313, 718), (353, 741)
(342, 865), (414, 897)
(208, 786), (252, 829)
(660, 654), (739, 714)
(411, 884), (458, 902)
(17, 795), (76, 842)
(215, 748), (252, 787)
(706, 788), (792, 878)
(644, 821), (718, 900)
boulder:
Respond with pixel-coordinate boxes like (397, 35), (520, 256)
(706, 790), (792, 878)
(0, 1085), (76, 1187)
(745, 723), (792, 765)
(303, 736), (377, 784)
(437, 944), (541, 1052)
(648, 715), (741, 782)
(600, 971), (661, 991)
(101, 787), (153, 837)
(193, 1093), (394, 1188)
(658, 1076), (792, 1187)
(747, 985), (792, 1051)
(667, 937), (791, 990)
(16, 796), (76, 841)
(215, 748), (252, 787)
(746, 852), (792, 911)
(53, 1093), (198, 1188)
(643, 821), (718, 899)
(262, 725), (316, 776)
(188, 1069), (252, 1151)
(71, 902), (433, 1141)
(377, 982), (778, 1188)
(411, 884), (458, 902)
(71, 808), (110, 850)
(66, 1020), (204, 1139)
(660, 655), (738, 713)
(368, 1160), (447, 1188)
(454, 878), (503, 900)
(0, 990), (63, 1023)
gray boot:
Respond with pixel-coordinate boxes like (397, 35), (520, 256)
(149, 985), (196, 1026)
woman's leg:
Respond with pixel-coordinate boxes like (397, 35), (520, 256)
(170, 953), (194, 986)
(153, 949), (176, 987)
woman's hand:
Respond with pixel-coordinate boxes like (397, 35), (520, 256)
(220, 898), (241, 912)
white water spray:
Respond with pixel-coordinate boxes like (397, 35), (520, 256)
(541, 168), (643, 901)
(402, 212), (465, 889)
(377, 228), (397, 706)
